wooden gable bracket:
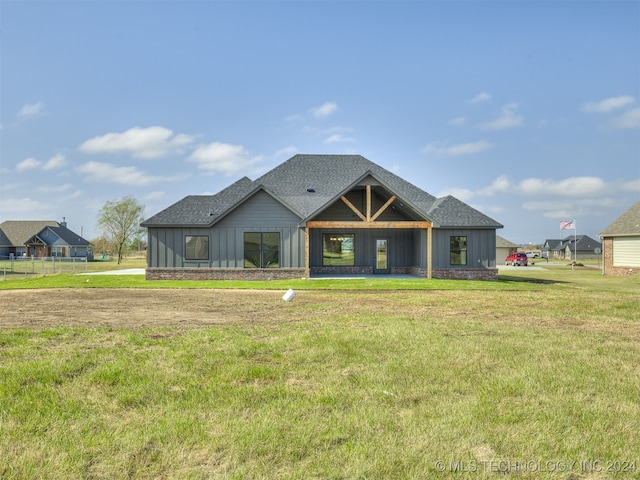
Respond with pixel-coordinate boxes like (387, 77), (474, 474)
(340, 185), (398, 224)
(371, 194), (397, 222)
(340, 195), (367, 222)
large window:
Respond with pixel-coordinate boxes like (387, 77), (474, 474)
(323, 234), (355, 266)
(244, 232), (280, 268)
(185, 235), (209, 260)
(450, 236), (467, 265)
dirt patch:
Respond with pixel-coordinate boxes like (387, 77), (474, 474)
(0, 289), (307, 329)
(0, 288), (458, 329)
(1, 288), (637, 341)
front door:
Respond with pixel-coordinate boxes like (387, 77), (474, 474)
(374, 238), (389, 274)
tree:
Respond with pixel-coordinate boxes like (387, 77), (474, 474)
(97, 196), (145, 265)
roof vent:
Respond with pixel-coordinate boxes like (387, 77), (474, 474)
(306, 188), (316, 193)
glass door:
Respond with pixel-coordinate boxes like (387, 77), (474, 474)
(375, 239), (389, 273)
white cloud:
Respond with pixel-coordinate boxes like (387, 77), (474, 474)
(324, 134), (355, 144)
(517, 176), (608, 197)
(77, 161), (174, 186)
(449, 116), (466, 126)
(611, 107), (640, 129)
(79, 126), (195, 159)
(17, 101), (46, 119)
(582, 95), (635, 113)
(273, 146), (298, 158)
(437, 187), (475, 201)
(481, 103), (523, 130)
(622, 178), (640, 191)
(422, 140), (493, 157)
(37, 183), (72, 194)
(0, 197), (53, 215)
(15, 154), (67, 173)
(16, 157), (42, 171)
(477, 175), (511, 196)
(310, 102), (337, 119)
(43, 153), (67, 171)
(188, 142), (263, 175)
(470, 93), (492, 104)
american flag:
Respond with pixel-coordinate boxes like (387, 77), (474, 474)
(560, 220), (575, 230)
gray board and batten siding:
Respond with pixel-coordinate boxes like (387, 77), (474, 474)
(147, 190), (305, 269)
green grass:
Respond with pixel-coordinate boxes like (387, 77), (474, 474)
(0, 267), (638, 478)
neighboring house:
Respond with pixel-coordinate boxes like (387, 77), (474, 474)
(541, 239), (563, 259)
(599, 201), (640, 276)
(496, 235), (518, 263)
(542, 235), (602, 261)
(142, 154), (503, 280)
(0, 219), (93, 259)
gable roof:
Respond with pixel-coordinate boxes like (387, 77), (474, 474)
(563, 234), (601, 252)
(496, 235), (518, 248)
(142, 154), (503, 229)
(599, 201), (640, 237)
(0, 220), (91, 247)
(0, 221), (58, 246)
(543, 239), (563, 250)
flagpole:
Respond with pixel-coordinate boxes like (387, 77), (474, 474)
(574, 219), (577, 267)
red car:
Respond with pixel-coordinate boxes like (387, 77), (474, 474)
(505, 252), (528, 266)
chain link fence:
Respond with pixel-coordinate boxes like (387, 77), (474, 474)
(1, 256), (88, 279)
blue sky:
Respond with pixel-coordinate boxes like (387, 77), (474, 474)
(1, 1), (639, 245)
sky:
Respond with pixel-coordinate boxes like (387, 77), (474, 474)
(1, 0), (639, 246)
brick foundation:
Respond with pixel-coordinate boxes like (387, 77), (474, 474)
(146, 268), (305, 281)
(432, 268), (499, 280)
(146, 266), (497, 281)
(311, 266), (374, 275)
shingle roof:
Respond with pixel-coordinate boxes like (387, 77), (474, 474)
(0, 220), (58, 246)
(599, 201), (640, 237)
(568, 234), (602, 252)
(142, 154), (503, 229)
(496, 235), (518, 248)
(0, 220), (91, 247)
(47, 226), (91, 246)
(141, 177), (256, 227)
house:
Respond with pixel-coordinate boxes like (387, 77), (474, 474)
(141, 154), (503, 280)
(496, 235), (518, 263)
(541, 239), (563, 259)
(599, 201), (640, 276)
(0, 219), (93, 259)
(542, 235), (602, 261)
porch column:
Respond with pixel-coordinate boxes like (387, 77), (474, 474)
(304, 227), (310, 279)
(427, 226), (432, 279)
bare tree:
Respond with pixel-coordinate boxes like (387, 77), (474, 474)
(97, 196), (145, 264)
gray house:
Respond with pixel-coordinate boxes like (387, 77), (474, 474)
(142, 154), (503, 280)
(542, 235), (602, 261)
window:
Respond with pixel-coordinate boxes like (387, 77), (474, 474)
(244, 232), (280, 268)
(323, 234), (355, 266)
(450, 236), (467, 265)
(185, 235), (209, 260)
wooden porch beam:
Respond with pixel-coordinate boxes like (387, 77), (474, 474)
(305, 221), (431, 229)
(370, 195), (397, 222)
(366, 185), (371, 221)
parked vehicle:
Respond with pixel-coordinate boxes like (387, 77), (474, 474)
(525, 251), (540, 258)
(505, 252), (528, 266)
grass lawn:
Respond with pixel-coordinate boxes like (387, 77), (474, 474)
(0, 266), (638, 479)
